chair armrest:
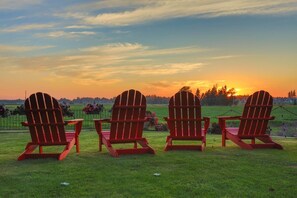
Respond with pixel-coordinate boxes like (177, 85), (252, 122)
(65, 119), (83, 136)
(93, 119), (110, 123)
(218, 116), (241, 121)
(144, 117), (151, 122)
(203, 117), (210, 132)
(94, 119), (110, 134)
(21, 121), (28, 126)
(65, 119), (84, 125)
(218, 116), (240, 132)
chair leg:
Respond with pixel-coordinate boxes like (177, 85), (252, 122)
(137, 139), (155, 154)
(222, 130), (226, 147)
(226, 133), (253, 150)
(18, 143), (38, 161)
(203, 136), (206, 147)
(58, 139), (76, 160)
(99, 135), (102, 152)
(164, 137), (172, 151)
(75, 136), (80, 153)
(106, 144), (119, 157)
(257, 136), (283, 149)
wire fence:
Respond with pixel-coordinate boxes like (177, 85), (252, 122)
(0, 110), (111, 131)
(0, 105), (296, 137)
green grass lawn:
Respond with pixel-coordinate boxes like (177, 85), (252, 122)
(0, 131), (296, 197)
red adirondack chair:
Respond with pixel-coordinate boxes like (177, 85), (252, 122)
(218, 90), (283, 150)
(164, 91), (210, 151)
(18, 92), (83, 161)
(94, 89), (155, 157)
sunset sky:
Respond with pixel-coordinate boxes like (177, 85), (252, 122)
(1, 0), (297, 99)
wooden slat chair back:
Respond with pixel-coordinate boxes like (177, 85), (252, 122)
(94, 89), (155, 157)
(238, 90), (273, 137)
(109, 89), (146, 141)
(168, 91), (202, 137)
(18, 92), (83, 160)
(218, 90), (283, 150)
(164, 91), (210, 151)
(24, 92), (67, 144)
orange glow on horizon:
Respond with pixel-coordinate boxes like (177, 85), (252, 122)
(0, 79), (292, 100)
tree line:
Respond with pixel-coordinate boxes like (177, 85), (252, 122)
(1, 87), (296, 106)
(180, 85), (237, 106)
(288, 90), (296, 98)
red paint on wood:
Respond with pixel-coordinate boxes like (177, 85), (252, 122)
(218, 90), (283, 150)
(164, 91), (209, 151)
(18, 92), (83, 161)
(94, 90), (155, 157)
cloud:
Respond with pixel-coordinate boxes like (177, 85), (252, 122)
(122, 63), (203, 75)
(210, 55), (241, 60)
(1, 43), (205, 85)
(0, 0), (42, 10)
(35, 31), (96, 38)
(63, 0), (297, 26)
(2, 23), (55, 32)
(53, 12), (88, 20)
(80, 43), (209, 59)
(112, 30), (130, 34)
(64, 25), (92, 29)
(81, 42), (145, 52)
(144, 80), (214, 96)
(145, 79), (234, 96)
(74, 78), (122, 86)
(68, 0), (151, 11)
(0, 45), (54, 52)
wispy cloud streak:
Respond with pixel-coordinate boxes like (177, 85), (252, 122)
(0, 45), (54, 52)
(2, 23), (55, 32)
(64, 0), (297, 26)
(0, 0), (42, 10)
(35, 31), (96, 38)
(0, 43), (205, 85)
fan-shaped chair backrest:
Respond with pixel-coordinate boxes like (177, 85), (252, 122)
(109, 89), (147, 140)
(24, 92), (66, 144)
(168, 91), (202, 137)
(238, 90), (273, 136)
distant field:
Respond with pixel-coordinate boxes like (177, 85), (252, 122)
(1, 104), (297, 136)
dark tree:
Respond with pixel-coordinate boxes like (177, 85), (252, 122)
(181, 85), (237, 106)
(0, 105), (10, 117)
(59, 103), (74, 117)
(179, 86), (192, 92)
(83, 104), (104, 114)
(288, 90), (296, 98)
(11, 104), (26, 115)
(201, 85), (236, 106)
